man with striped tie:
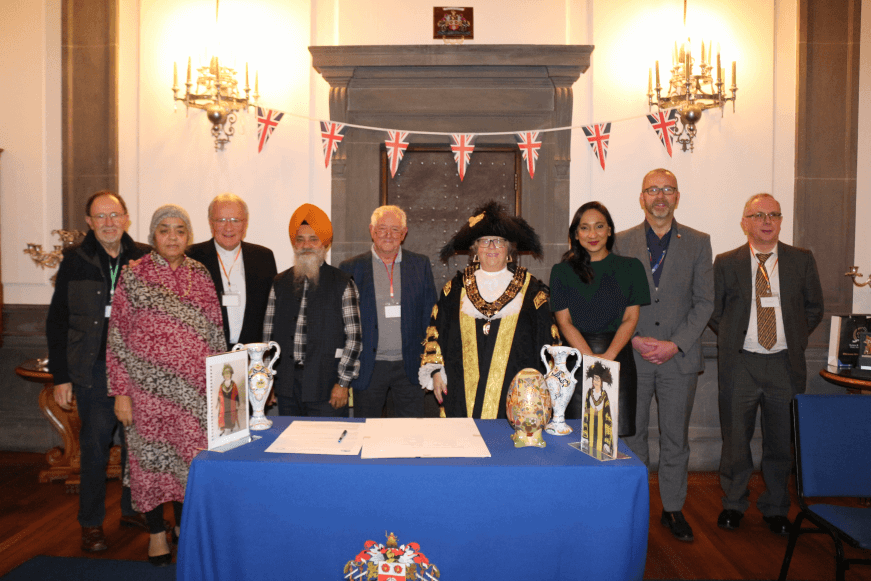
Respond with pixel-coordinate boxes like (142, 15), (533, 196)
(709, 193), (823, 536)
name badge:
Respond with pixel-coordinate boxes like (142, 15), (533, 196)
(335, 348), (343, 358)
(760, 295), (779, 308)
(222, 292), (241, 307)
(385, 304), (401, 318)
(105, 305), (112, 317)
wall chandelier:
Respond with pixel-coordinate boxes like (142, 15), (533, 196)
(647, 0), (737, 152)
(171, 0), (259, 151)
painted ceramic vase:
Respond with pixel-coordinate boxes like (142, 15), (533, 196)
(506, 368), (552, 448)
(540, 344), (582, 435)
(232, 341), (281, 430)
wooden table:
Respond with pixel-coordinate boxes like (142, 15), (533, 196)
(15, 358), (121, 493)
(819, 365), (871, 395)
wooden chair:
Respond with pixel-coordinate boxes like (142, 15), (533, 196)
(778, 394), (871, 581)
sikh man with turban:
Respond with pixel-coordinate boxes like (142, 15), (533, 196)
(262, 204), (362, 416)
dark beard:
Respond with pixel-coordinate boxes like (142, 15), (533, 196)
(293, 248), (325, 289)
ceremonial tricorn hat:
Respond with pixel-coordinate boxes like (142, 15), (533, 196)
(439, 201), (543, 262)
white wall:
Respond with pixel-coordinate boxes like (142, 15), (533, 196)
(1, 0), (862, 306)
(0, 0), (62, 305)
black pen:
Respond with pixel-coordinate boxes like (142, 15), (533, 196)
(338, 429), (348, 443)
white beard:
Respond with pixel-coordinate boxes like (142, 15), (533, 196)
(293, 247), (326, 288)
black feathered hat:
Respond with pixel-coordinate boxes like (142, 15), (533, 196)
(439, 201), (543, 263)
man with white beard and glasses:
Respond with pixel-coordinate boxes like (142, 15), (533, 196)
(263, 204), (362, 417)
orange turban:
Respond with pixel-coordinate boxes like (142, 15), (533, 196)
(288, 203), (333, 246)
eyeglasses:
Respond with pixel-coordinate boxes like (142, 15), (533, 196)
(643, 186), (677, 195)
(89, 212), (127, 221)
(477, 237), (507, 248)
(375, 226), (404, 237)
(211, 218), (245, 225)
(744, 212), (783, 221)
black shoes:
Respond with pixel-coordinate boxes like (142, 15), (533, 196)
(717, 510), (790, 535)
(661, 510), (694, 542)
(763, 515), (792, 536)
(717, 509), (744, 530)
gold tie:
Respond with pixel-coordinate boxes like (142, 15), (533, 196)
(755, 253), (776, 350)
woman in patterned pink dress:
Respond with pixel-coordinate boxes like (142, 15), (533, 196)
(108, 205), (226, 566)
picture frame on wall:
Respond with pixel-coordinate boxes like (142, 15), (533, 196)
(433, 7), (474, 42)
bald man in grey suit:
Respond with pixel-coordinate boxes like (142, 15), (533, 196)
(614, 168), (714, 543)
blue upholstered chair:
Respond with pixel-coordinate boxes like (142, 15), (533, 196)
(777, 394), (871, 581)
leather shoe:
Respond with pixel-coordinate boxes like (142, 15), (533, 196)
(120, 513), (148, 530)
(660, 510), (694, 542)
(81, 526), (108, 552)
(148, 553), (172, 567)
(763, 515), (792, 536)
(717, 509), (744, 530)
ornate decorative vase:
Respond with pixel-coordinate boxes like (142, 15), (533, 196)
(540, 344), (582, 436)
(232, 341), (280, 431)
(506, 368), (552, 448)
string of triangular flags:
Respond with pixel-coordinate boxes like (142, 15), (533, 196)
(254, 105), (684, 175)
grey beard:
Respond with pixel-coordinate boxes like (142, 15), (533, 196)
(293, 249), (325, 288)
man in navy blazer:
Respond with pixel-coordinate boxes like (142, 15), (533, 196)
(188, 193), (277, 347)
(709, 193), (823, 536)
(339, 206), (437, 418)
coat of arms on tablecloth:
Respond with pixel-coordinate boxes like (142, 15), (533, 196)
(344, 532), (440, 581)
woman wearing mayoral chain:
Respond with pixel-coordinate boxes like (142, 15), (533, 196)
(419, 202), (558, 419)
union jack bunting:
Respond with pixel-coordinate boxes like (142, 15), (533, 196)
(385, 131), (410, 178)
(514, 131), (541, 178)
(255, 108), (284, 153)
(582, 123), (611, 171)
(320, 121), (347, 168)
(450, 134), (476, 181)
(646, 109), (680, 157)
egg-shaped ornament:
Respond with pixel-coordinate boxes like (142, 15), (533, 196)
(506, 368), (553, 448)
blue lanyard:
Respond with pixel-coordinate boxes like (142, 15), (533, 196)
(648, 248), (667, 274)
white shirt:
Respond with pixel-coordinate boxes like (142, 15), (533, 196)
(215, 240), (247, 345)
(743, 243), (788, 353)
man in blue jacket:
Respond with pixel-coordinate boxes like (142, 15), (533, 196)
(340, 206), (437, 418)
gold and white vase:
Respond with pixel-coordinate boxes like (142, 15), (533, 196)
(232, 341), (281, 431)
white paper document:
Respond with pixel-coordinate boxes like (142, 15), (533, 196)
(361, 418), (491, 459)
(265, 421), (363, 455)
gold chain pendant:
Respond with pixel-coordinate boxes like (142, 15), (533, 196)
(483, 320), (491, 335)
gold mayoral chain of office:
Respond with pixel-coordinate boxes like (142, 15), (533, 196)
(462, 264), (527, 335)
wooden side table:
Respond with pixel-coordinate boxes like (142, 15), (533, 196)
(15, 359), (122, 493)
(819, 366), (871, 395)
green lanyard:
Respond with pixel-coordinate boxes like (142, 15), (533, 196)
(108, 256), (121, 302)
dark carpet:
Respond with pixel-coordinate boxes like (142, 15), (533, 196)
(1, 556), (175, 581)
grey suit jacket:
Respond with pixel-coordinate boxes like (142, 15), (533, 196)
(709, 242), (824, 394)
(614, 220), (714, 375)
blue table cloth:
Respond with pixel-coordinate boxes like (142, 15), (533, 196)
(177, 418), (648, 581)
